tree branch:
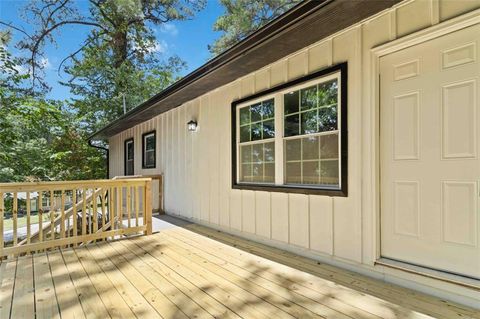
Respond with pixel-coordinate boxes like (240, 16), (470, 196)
(0, 21), (32, 39)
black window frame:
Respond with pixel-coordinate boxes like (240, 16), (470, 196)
(231, 62), (348, 197)
(142, 130), (156, 169)
(124, 138), (134, 176)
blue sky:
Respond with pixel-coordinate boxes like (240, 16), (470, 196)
(0, 0), (225, 100)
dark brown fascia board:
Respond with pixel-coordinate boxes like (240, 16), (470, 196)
(90, 0), (400, 140)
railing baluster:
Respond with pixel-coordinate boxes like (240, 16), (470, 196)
(50, 190), (55, 241)
(92, 188), (98, 236)
(127, 186), (131, 228)
(13, 192), (18, 247)
(26, 192), (31, 245)
(73, 190), (77, 247)
(145, 181), (152, 235)
(82, 188), (87, 236)
(101, 188), (106, 239)
(0, 192), (4, 254)
(109, 187), (114, 240)
(135, 186), (140, 227)
(38, 192), (43, 245)
(118, 186), (123, 234)
(60, 190), (65, 239)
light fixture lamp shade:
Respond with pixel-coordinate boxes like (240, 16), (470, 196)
(187, 120), (198, 132)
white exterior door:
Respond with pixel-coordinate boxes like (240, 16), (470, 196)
(380, 24), (480, 278)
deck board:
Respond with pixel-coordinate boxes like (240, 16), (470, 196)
(2, 215), (479, 319)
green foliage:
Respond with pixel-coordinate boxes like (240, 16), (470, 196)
(0, 0), (205, 182)
(210, 0), (300, 56)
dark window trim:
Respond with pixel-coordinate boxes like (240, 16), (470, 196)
(142, 130), (156, 169)
(124, 138), (134, 176)
(231, 62), (348, 197)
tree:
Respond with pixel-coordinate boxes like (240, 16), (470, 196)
(2, 0), (205, 130)
(1, 34), (106, 182)
(209, 0), (300, 56)
(0, 0), (206, 183)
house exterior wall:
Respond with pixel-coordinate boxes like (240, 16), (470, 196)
(108, 0), (480, 307)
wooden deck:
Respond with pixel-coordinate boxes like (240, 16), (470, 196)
(1, 216), (479, 319)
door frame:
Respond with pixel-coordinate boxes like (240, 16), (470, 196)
(369, 9), (480, 264)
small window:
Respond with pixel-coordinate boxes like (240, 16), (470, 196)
(124, 139), (134, 175)
(142, 131), (156, 169)
(232, 63), (347, 196)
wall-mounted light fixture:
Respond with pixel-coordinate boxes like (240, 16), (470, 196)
(187, 120), (198, 132)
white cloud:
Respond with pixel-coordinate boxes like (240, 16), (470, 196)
(159, 23), (178, 36)
(39, 57), (51, 69)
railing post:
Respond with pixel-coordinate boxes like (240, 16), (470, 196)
(144, 180), (152, 235)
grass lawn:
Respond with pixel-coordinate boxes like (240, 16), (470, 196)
(3, 214), (51, 232)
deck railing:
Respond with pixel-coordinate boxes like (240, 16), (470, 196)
(0, 178), (152, 258)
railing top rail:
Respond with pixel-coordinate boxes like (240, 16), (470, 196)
(0, 178), (152, 192)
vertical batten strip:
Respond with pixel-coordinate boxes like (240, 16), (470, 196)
(13, 192), (18, 247)
(135, 186), (139, 227)
(73, 190), (77, 246)
(60, 190), (65, 238)
(0, 192), (3, 253)
(26, 192), (31, 245)
(82, 188), (87, 236)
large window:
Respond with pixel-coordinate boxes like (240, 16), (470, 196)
(124, 138), (134, 176)
(232, 63), (347, 196)
(142, 131), (156, 169)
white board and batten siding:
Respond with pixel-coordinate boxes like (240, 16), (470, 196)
(108, 0), (480, 307)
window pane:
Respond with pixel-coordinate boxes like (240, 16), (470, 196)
(240, 144), (252, 163)
(252, 143), (264, 163)
(127, 143), (134, 160)
(251, 103), (262, 122)
(320, 134), (339, 159)
(318, 105), (337, 131)
(239, 106), (250, 125)
(240, 125), (250, 142)
(302, 136), (319, 160)
(264, 142), (275, 162)
(252, 164), (264, 182)
(300, 109), (319, 135)
(145, 135), (155, 150)
(303, 161), (319, 184)
(251, 123), (262, 141)
(285, 138), (301, 161)
(127, 160), (134, 176)
(284, 91), (299, 115)
(264, 163), (275, 183)
(320, 160), (339, 185)
(300, 85), (317, 111)
(285, 162), (301, 184)
(318, 79), (338, 106)
(145, 150), (155, 167)
(262, 99), (274, 119)
(241, 164), (252, 182)
(263, 120), (275, 139)
(284, 114), (299, 137)
(240, 142), (274, 184)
